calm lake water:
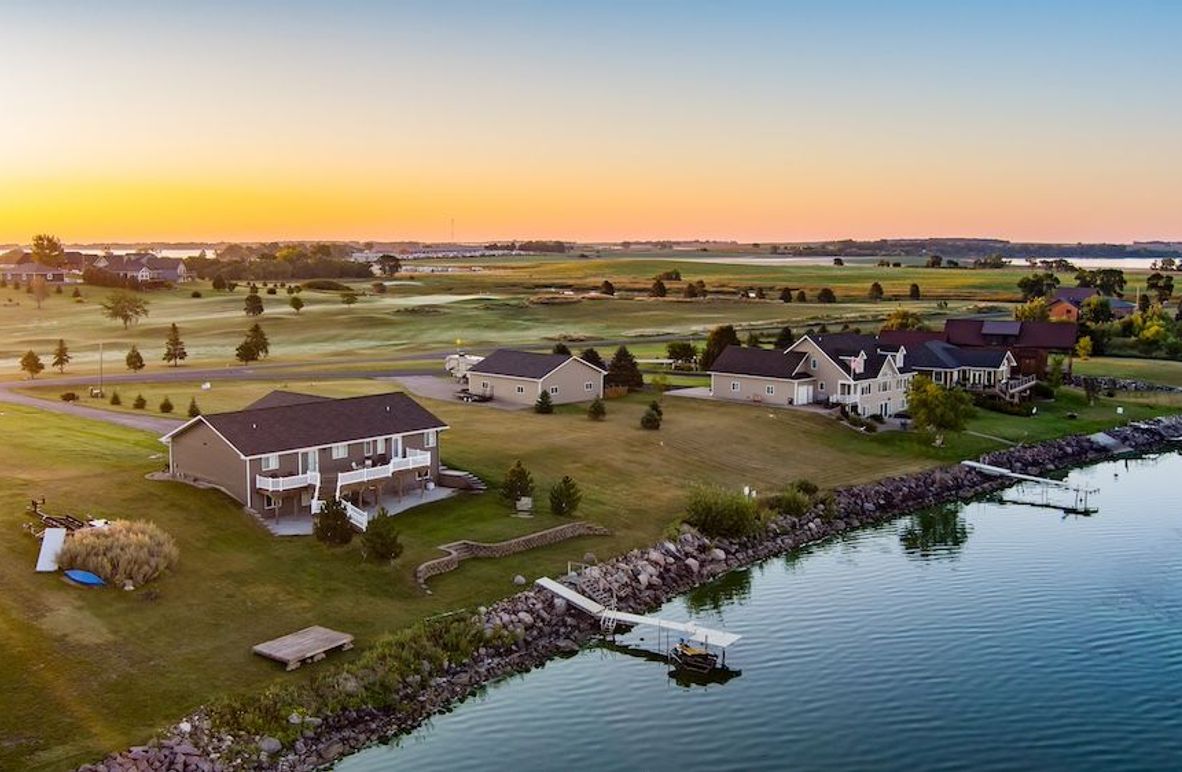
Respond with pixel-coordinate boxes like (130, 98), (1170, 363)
(341, 453), (1182, 771)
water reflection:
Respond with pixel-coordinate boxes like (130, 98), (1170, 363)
(899, 503), (971, 560)
(683, 567), (752, 614)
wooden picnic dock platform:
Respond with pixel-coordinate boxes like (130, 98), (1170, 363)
(252, 626), (354, 671)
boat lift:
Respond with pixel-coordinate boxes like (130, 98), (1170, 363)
(535, 577), (741, 670)
(961, 460), (1099, 516)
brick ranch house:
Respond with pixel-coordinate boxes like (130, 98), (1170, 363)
(709, 332), (1030, 417)
(465, 349), (605, 405)
(160, 391), (447, 532)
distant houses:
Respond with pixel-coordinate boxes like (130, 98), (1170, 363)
(0, 250), (189, 286)
(1047, 287), (1135, 321)
(708, 323), (1050, 417)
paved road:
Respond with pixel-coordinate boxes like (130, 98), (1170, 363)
(0, 365), (435, 434)
(0, 384), (184, 434)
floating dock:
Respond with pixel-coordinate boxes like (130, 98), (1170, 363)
(253, 626), (354, 671)
(535, 577), (741, 648)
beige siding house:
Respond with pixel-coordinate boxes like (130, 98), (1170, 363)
(467, 349), (606, 406)
(160, 390), (448, 532)
(708, 332), (1032, 418)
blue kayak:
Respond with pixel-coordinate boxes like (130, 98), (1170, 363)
(64, 569), (105, 587)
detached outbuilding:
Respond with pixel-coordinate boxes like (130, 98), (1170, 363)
(466, 349), (605, 405)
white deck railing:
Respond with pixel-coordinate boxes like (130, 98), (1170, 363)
(334, 449), (431, 493)
(256, 471), (320, 492)
(344, 500), (370, 530)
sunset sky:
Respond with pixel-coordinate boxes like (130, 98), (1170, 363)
(1, 0), (1180, 244)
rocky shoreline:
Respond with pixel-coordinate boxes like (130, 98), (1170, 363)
(79, 414), (1182, 772)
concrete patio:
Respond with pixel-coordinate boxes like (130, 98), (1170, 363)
(255, 485), (458, 537)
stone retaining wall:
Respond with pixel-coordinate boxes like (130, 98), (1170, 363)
(1068, 374), (1182, 393)
(415, 521), (611, 589)
(81, 414), (1182, 772)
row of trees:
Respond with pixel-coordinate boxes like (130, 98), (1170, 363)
(1017, 268), (1130, 301)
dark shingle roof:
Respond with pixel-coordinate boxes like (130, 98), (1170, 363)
(944, 318), (1077, 350)
(1053, 287), (1099, 306)
(908, 340), (1009, 370)
(186, 391), (446, 457)
(808, 333), (899, 381)
(709, 345), (809, 379)
(468, 349), (577, 379)
(244, 390), (332, 410)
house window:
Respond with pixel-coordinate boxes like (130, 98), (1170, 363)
(765, 385), (775, 395)
(263, 494), (278, 510)
(731, 381), (740, 392)
(363, 440), (375, 456)
(424, 430), (436, 448)
(584, 381), (594, 391)
(331, 444), (348, 460)
(819, 381), (826, 392)
(516, 385), (525, 394)
(811, 358), (818, 369)
(549, 385), (559, 395)
(261, 454), (279, 472)
(376, 437), (386, 454)
(415, 469), (431, 481)
(481, 380), (489, 389)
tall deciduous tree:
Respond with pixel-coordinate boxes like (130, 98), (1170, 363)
(906, 376), (975, 445)
(880, 309), (929, 332)
(101, 290), (149, 328)
(30, 234), (64, 267)
(289, 295), (304, 314)
(163, 323), (187, 366)
(52, 339), (70, 372)
(868, 282), (885, 301)
(19, 350), (43, 379)
(700, 324), (740, 370)
(30, 275), (50, 309)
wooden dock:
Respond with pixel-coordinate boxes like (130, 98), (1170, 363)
(252, 626), (354, 671)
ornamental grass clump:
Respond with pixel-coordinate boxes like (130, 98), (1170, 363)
(56, 519), (179, 586)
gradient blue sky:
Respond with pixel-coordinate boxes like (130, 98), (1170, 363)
(1, 0), (1179, 242)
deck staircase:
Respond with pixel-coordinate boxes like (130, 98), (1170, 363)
(440, 467), (488, 492)
(570, 565), (625, 635)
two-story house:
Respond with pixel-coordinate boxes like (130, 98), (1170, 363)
(709, 332), (1031, 417)
(160, 390), (447, 533)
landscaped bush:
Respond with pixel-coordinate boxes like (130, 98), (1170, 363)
(684, 484), (763, 538)
(159, 396), (174, 413)
(109, 391), (122, 406)
(587, 397), (606, 420)
(791, 478), (819, 497)
(1031, 381), (1056, 399)
(56, 520), (179, 586)
(190, 290), (202, 298)
(314, 498), (355, 545)
(534, 390), (554, 414)
(266, 286), (277, 295)
(133, 394), (147, 410)
(764, 487), (811, 518)
(361, 510), (403, 562)
(60, 391), (78, 402)
(301, 279), (351, 292)
(500, 460), (535, 505)
(640, 406), (662, 430)
(972, 393), (1034, 416)
(867, 413), (885, 424)
(549, 476), (582, 516)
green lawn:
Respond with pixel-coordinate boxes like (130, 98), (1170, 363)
(1073, 356), (1182, 387)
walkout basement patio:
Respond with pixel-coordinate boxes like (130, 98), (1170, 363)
(257, 484), (458, 537)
